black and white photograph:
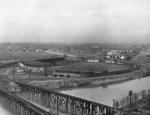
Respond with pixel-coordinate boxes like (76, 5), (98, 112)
(0, 0), (149, 115)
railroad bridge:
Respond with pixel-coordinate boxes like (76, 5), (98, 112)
(2, 81), (133, 115)
(0, 87), (50, 115)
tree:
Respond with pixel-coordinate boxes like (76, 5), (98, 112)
(146, 92), (150, 110)
(132, 93), (139, 103)
(125, 56), (131, 61)
(114, 101), (119, 108)
(141, 90), (147, 99)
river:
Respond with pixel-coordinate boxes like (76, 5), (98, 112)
(61, 77), (150, 107)
(0, 105), (13, 115)
(1, 77), (150, 114)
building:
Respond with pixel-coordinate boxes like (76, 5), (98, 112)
(18, 60), (49, 76)
(87, 56), (99, 62)
(18, 56), (66, 76)
(81, 55), (99, 63)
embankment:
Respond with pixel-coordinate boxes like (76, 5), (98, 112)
(28, 70), (144, 90)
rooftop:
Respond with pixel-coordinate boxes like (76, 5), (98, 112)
(20, 56), (66, 67)
(20, 60), (52, 67)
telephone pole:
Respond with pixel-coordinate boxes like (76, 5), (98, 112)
(129, 90), (133, 109)
(113, 99), (115, 114)
(29, 69), (31, 81)
(12, 66), (15, 80)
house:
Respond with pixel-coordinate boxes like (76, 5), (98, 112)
(81, 55), (99, 63)
(105, 60), (115, 63)
(87, 56), (99, 62)
(120, 55), (126, 59)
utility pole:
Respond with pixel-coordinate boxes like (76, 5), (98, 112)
(129, 90), (133, 109)
(12, 66), (15, 80)
(56, 96), (59, 115)
(113, 99), (115, 114)
(29, 69), (31, 81)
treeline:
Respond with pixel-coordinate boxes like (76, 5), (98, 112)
(114, 89), (150, 110)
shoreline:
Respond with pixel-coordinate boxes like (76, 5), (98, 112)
(28, 70), (145, 91)
(55, 76), (149, 92)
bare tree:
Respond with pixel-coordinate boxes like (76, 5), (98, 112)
(132, 92), (139, 103)
(141, 90), (147, 99)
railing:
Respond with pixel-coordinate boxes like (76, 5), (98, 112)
(0, 87), (51, 115)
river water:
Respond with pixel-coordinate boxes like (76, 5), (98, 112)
(1, 77), (150, 114)
(0, 105), (13, 115)
(61, 77), (150, 107)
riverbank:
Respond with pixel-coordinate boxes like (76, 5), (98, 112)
(28, 70), (145, 91)
(116, 89), (150, 115)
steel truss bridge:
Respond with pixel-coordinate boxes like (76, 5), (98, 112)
(0, 81), (135, 115)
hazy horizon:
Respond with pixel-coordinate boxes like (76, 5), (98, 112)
(0, 0), (149, 44)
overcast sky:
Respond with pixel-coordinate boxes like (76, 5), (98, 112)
(0, 0), (149, 43)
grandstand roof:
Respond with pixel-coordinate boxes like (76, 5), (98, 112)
(20, 60), (52, 67)
(20, 56), (66, 67)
